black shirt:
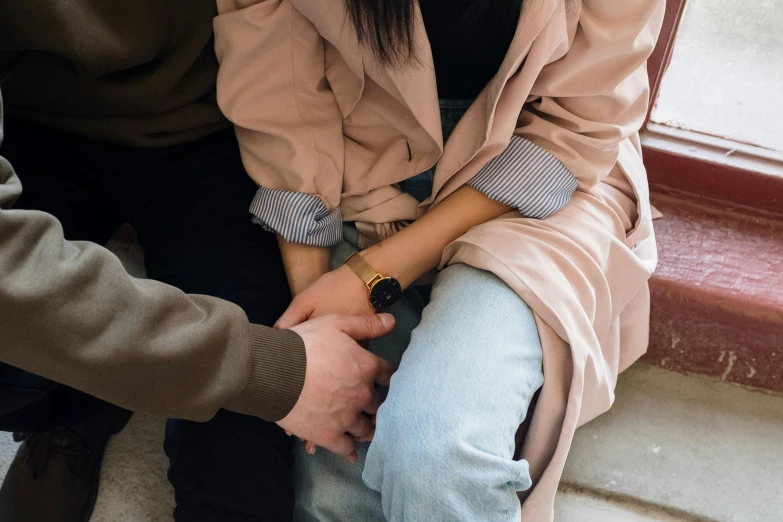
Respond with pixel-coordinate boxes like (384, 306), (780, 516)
(420, 0), (523, 99)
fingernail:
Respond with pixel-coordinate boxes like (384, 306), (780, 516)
(379, 313), (394, 328)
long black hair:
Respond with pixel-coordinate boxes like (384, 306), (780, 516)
(347, 0), (524, 67)
(347, 0), (416, 66)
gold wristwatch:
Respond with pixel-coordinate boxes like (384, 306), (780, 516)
(345, 252), (402, 309)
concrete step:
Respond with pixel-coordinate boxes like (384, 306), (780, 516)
(1, 242), (778, 520)
(1, 363), (778, 521)
(647, 191), (783, 393)
(556, 488), (689, 522)
(562, 364), (783, 522)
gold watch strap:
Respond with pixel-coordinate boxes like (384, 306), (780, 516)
(345, 252), (381, 287)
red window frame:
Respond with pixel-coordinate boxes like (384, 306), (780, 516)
(642, 0), (783, 215)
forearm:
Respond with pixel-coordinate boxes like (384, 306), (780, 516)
(0, 187), (249, 420)
(274, 189), (509, 329)
(277, 235), (330, 296)
(363, 186), (511, 288)
(0, 97), (305, 423)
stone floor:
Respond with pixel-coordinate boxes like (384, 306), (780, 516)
(2, 364), (780, 521)
(561, 366), (783, 522)
(2, 242), (781, 521)
(555, 489), (686, 522)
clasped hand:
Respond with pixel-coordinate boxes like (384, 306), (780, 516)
(275, 265), (387, 462)
(276, 265), (375, 330)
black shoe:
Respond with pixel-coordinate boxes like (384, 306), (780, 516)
(0, 404), (132, 522)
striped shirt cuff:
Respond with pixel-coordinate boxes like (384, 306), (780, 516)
(250, 187), (343, 247)
(468, 135), (578, 219)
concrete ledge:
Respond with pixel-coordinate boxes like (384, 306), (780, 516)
(556, 486), (698, 522)
(563, 365), (783, 522)
(646, 189), (783, 392)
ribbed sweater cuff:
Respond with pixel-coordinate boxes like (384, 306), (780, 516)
(224, 325), (307, 422)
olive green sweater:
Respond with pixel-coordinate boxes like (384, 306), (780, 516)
(0, 0), (306, 422)
(0, 0), (228, 147)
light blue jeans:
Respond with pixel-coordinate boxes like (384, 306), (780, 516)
(293, 225), (545, 521)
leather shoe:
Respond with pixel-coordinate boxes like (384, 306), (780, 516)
(0, 404), (132, 522)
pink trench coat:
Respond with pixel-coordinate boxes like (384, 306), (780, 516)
(214, 0), (665, 519)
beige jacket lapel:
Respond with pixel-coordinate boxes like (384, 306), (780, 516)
(380, 0), (559, 166)
(289, 0), (366, 116)
(291, 0), (443, 150)
(373, 3), (443, 151)
(291, 0), (559, 190)
(430, 0), (559, 197)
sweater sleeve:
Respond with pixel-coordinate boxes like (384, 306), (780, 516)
(0, 93), (305, 423)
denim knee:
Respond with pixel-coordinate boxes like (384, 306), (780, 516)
(363, 394), (533, 522)
(362, 397), (454, 501)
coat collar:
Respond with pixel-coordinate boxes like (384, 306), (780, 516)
(375, 0), (559, 153)
(429, 0), (560, 195)
(290, 0), (559, 160)
(374, 2), (442, 151)
(387, 0), (559, 156)
(290, 0), (442, 150)
(289, 0), (364, 78)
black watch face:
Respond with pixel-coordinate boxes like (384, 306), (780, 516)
(369, 277), (402, 309)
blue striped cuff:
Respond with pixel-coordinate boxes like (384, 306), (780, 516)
(250, 187), (343, 247)
(468, 135), (578, 219)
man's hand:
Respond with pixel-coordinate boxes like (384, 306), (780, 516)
(277, 313), (395, 462)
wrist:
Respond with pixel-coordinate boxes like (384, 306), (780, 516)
(223, 325), (306, 422)
(358, 186), (512, 288)
(343, 250), (404, 309)
(277, 236), (329, 295)
(360, 239), (434, 290)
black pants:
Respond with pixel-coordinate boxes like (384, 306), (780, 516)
(0, 118), (295, 521)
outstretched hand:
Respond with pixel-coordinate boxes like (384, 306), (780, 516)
(275, 265), (374, 330)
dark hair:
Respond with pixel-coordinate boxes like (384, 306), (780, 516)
(348, 1), (593, 69)
(346, 0), (416, 67)
(347, 0), (527, 67)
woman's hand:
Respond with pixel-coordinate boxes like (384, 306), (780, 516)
(275, 265), (375, 330)
(276, 265), (380, 455)
(277, 187), (512, 328)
